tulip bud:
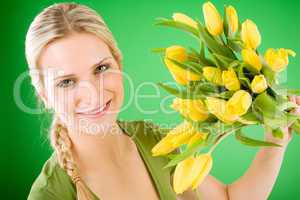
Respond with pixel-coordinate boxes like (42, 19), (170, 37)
(165, 46), (201, 85)
(226, 5), (239, 36)
(264, 48), (296, 72)
(202, 1), (223, 36)
(173, 13), (198, 29)
(151, 121), (196, 156)
(251, 75), (268, 93)
(187, 132), (207, 148)
(173, 153), (213, 194)
(206, 97), (238, 123)
(222, 67), (240, 91)
(203, 67), (223, 85)
(241, 48), (262, 71)
(171, 98), (209, 122)
(241, 19), (261, 49)
(191, 153), (213, 189)
(226, 90), (252, 116)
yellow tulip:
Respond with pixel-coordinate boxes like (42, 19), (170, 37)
(173, 153), (212, 194)
(151, 121), (196, 156)
(226, 90), (252, 116)
(241, 48), (262, 71)
(241, 19), (261, 49)
(151, 135), (176, 156)
(205, 97), (238, 123)
(264, 48), (296, 72)
(222, 67), (240, 91)
(191, 153), (213, 189)
(173, 13), (198, 29)
(171, 98), (209, 122)
(203, 67), (223, 85)
(202, 1), (223, 36)
(165, 46), (201, 85)
(187, 132), (207, 148)
(226, 5), (239, 36)
(251, 75), (268, 93)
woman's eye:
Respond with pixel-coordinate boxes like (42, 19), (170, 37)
(94, 64), (110, 74)
(56, 79), (75, 88)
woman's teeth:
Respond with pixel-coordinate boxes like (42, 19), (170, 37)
(79, 100), (111, 115)
(87, 103), (107, 114)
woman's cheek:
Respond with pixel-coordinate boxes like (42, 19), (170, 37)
(55, 89), (76, 124)
(100, 72), (123, 114)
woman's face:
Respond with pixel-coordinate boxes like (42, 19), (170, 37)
(38, 32), (124, 135)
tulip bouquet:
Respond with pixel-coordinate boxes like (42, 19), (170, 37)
(151, 1), (300, 195)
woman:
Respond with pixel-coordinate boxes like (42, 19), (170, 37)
(26, 2), (300, 200)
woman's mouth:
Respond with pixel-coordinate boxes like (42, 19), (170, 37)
(76, 99), (112, 118)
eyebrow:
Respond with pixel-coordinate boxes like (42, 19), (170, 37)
(53, 56), (113, 81)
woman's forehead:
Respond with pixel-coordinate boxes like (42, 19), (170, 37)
(38, 32), (112, 72)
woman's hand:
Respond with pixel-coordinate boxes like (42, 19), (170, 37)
(264, 95), (300, 148)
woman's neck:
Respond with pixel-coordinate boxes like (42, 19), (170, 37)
(68, 120), (136, 175)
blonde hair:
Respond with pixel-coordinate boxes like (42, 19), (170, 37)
(25, 2), (123, 200)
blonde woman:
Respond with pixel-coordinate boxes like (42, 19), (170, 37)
(26, 2), (300, 200)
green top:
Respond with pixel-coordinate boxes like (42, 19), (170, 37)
(27, 119), (178, 200)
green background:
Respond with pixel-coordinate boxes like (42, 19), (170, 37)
(1, 0), (299, 199)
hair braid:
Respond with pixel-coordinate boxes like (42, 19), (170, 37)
(50, 117), (94, 200)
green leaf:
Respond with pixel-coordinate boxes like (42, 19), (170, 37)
(238, 112), (259, 125)
(166, 57), (202, 75)
(227, 38), (244, 52)
(155, 17), (199, 38)
(157, 82), (205, 99)
(235, 129), (281, 147)
(200, 51), (215, 66)
(228, 60), (241, 68)
(196, 19), (236, 59)
(252, 92), (296, 129)
(186, 61), (204, 71)
(223, 5), (229, 38)
(253, 92), (278, 115)
(212, 53), (235, 68)
(165, 153), (180, 160)
(189, 46), (214, 66)
(193, 81), (219, 93)
(262, 65), (276, 85)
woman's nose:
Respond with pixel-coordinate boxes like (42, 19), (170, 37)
(74, 79), (103, 109)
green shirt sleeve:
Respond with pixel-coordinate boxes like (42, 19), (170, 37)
(28, 187), (59, 200)
(27, 153), (76, 200)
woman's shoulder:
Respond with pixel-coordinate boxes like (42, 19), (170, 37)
(27, 153), (75, 200)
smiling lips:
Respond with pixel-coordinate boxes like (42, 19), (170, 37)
(76, 99), (112, 118)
